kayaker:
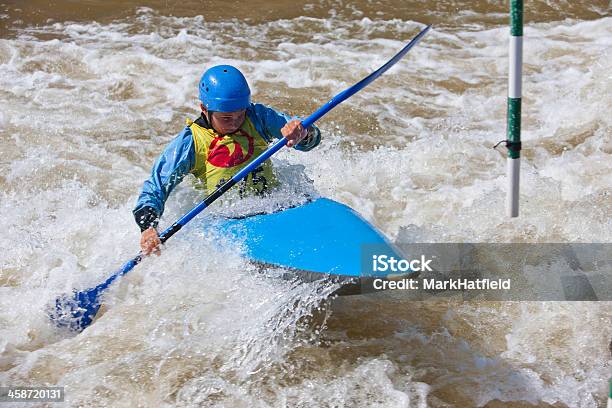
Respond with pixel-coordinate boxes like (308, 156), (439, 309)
(134, 65), (321, 256)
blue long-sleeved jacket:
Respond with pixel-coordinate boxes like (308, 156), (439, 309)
(133, 103), (320, 231)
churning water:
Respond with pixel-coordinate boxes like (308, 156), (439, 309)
(0, 1), (610, 406)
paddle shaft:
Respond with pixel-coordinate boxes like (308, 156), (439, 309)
(55, 24), (431, 330)
(165, 23), (431, 241)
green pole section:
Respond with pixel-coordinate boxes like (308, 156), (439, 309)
(507, 99), (521, 160)
(510, 0), (523, 36)
(506, 0), (523, 217)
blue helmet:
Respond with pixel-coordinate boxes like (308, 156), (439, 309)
(199, 65), (251, 112)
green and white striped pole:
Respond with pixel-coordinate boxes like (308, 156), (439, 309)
(507, 0), (523, 217)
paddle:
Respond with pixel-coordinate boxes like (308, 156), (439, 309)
(51, 24), (431, 332)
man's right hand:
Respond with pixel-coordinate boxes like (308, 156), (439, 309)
(141, 227), (161, 256)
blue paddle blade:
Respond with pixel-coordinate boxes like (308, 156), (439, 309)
(50, 288), (102, 332)
(50, 256), (140, 332)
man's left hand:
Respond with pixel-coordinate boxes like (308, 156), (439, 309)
(281, 120), (307, 148)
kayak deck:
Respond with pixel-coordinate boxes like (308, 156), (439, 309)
(211, 198), (413, 295)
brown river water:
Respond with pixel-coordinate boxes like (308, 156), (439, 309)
(0, 1), (611, 407)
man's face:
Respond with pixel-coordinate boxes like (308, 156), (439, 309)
(209, 109), (246, 135)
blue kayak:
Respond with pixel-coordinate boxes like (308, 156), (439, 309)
(212, 198), (414, 295)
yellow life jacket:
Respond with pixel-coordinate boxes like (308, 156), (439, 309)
(188, 117), (277, 196)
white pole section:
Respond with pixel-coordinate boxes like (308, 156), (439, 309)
(507, 0), (523, 217)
